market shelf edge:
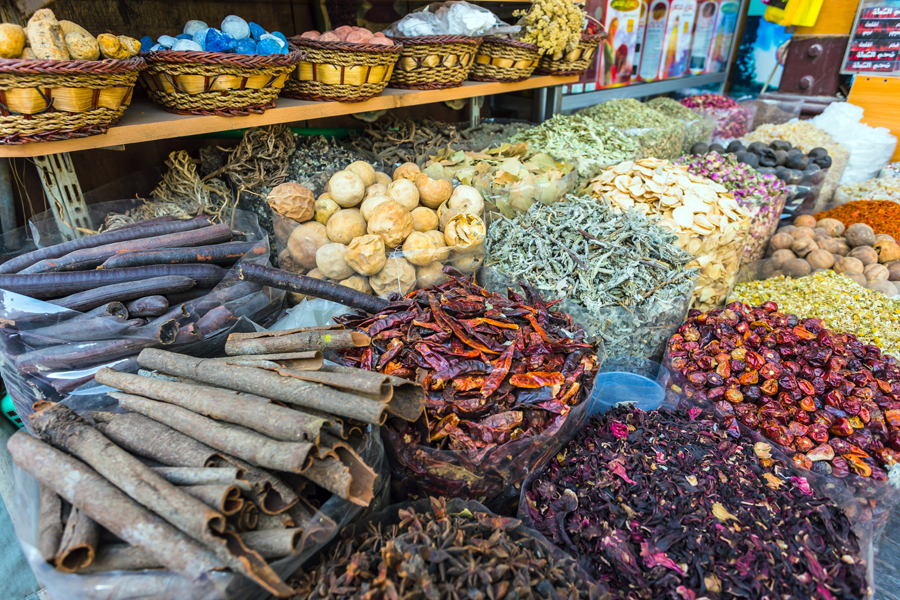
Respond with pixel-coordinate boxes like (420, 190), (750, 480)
(0, 76), (578, 159)
(559, 72), (728, 111)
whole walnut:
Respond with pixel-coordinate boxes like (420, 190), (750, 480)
(888, 261), (900, 282)
(834, 256), (865, 275)
(848, 245), (878, 266)
(806, 249), (835, 270)
(843, 272), (867, 287)
(844, 223), (876, 247)
(793, 214), (817, 228)
(769, 248), (796, 268)
(867, 279), (898, 296)
(815, 218), (845, 237)
(782, 258), (811, 278)
(832, 239), (851, 256)
(864, 263), (890, 281)
(790, 226), (815, 240)
(874, 239), (900, 263)
(768, 232), (794, 252)
(790, 237), (817, 258)
(267, 182), (315, 222)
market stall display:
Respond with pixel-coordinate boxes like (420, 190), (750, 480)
(646, 96), (716, 154)
(834, 177), (900, 205)
(522, 406), (870, 600)
(483, 194), (697, 361)
(333, 271), (601, 507)
(581, 98), (686, 160)
(9, 343), (399, 597)
(139, 16), (298, 116)
(422, 143), (576, 217)
(513, 0), (599, 76)
(586, 159), (751, 310)
(285, 27), (401, 103)
(693, 139), (830, 223)
(294, 497), (601, 600)
(347, 118), (463, 168)
(0, 9), (145, 144)
(742, 121), (850, 207)
(508, 113), (639, 183)
(0, 211), (281, 421)
(680, 92), (757, 139)
(676, 152), (788, 263)
(755, 216), (900, 296)
(816, 200), (900, 243)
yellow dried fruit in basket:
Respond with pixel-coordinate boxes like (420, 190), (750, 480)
(0, 23), (26, 59)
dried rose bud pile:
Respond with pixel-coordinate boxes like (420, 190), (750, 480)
(666, 301), (900, 481)
(680, 93), (755, 138)
(523, 407), (869, 600)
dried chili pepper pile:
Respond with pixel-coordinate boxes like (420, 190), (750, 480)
(523, 407), (869, 600)
(666, 301), (900, 483)
(293, 497), (603, 600)
(336, 271), (599, 502)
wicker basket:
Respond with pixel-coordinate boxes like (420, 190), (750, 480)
(469, 37), (539, 83)
(139, 50), (300, 116)
(283, 38), (402, 102)
(387, 35), (481, 90)
(534, 34), (605, 76)
(0, 57), (144, 145)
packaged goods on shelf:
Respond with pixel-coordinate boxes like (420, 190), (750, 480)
(597, 0), (643, 86)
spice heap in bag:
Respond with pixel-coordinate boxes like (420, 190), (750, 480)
(335, 272), (600, 505)
(586, 159), (751, 310)
(509, 113), (638, 183)
(8, 341), (413, 596)
(581, 98), (686, 160)
(680, 93), (756, 139)
(423, 143), (576, 217)
(676, 152), (788, 263)
(294, 497), (601, 600)
(272, 161), (486, 300)
(523, 407), (870, 600)
(666, 301), (900, 483)
(484, 195), (697, 361)
(835, 177), (900, 205)
(646, 96), (715, 153)
(816, 199), (900, 242)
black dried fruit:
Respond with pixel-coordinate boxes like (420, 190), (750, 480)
(770, 140), (792, 152)
(691, 142), (710, 155)
(709, 143), (726, 154)
(815, 154), (833, 169)
(727, 140), (745, 153)
(785, 169), (804, 185)
(735, 151), (759, 167)
(758, 147), (778, 167)
(786, 153), (810, 170)
(809, 147), (829, 159)
(747, 141), (769, 154)
(756, 166), (777, 176)
(774, 150), (789, 165)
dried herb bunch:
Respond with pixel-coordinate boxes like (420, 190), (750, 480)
(348, 118), (463, 167)
(524, 407), (869, 600)
(294, 497), (603, 600)
(514, 0), (586, 56)
(484, 195), (697, 360)
(335, 271), (600, 503)
(581, 98), (686, 161)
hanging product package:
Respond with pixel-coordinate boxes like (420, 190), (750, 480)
(0, 200), (284, 426)
(811, 103), (897, 186)
(13, 429), (389, 600)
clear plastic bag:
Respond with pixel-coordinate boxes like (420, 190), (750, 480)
(690, 103), (757, 140)
(741, 189), (789, 262)
(12, 429), (389, 600)
(383, 1), (518, 37)
(0, 201), (284, 427)
(811, 103), (898, 186)
(740, 98), (802, 131)
(621, 123), (686, 161)
(479, 265), (694, 363)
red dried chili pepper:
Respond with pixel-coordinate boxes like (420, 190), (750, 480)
(510, 372), (565, 388)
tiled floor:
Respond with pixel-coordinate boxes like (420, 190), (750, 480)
(875, 509), (900, 600)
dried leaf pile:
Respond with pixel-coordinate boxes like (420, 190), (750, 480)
(348, 118), (463, 167)
(523, 407), (869, 600)
(581, 98), (687, 160)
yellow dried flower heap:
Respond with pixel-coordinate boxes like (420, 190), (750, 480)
(586, 158), (751, 310)
(514, 0), (585, 55)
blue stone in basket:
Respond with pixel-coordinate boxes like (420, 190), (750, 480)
(172, 39), (202, 52)
(235, 38), (257, 55)
(249, 22), (266, 42)
(157, 35), (177, 48)
(222, 15), (250, 40)
(184, 20), (207, 36)
(175, 33), (192, 40)
(270, 31), (288, 46)
(192, 27), (210, 48)
(140, 36), (153, 51)
(256, 38), (282, 55)
(206, 29), (236, 52)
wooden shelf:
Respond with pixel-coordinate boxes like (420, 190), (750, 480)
(0, 76), (576, 159)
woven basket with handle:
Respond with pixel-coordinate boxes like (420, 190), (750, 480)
(0, 56), (144, 145)
(534, 33), (604, 76)
(283, 38), (402, 102)
(387, 35), (481, 90)
(139, 49), (300, 116)
(469, 37), (539, 83)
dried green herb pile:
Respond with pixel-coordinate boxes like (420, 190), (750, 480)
(646, 96), (715, 153)
(581, 98), (686, 160)
(484, 195), (697, 360)
(510, 113), (639, 182)
(460, 121), (534, 149)
(293, 497), (603, 600)
(523, 407), (870, 600)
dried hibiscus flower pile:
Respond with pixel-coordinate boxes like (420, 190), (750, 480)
(523, 407), (869, 600)
(336, 271), (600, 504)
(665, 301), (900, 483)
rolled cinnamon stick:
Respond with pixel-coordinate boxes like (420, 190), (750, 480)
(234, 500), (259, 532)
(7, 431), (223, 580)
(263, 368), (391, 400)
(152, 467), (243, 486)
(96, 369), (329, 444)
(55, 507), (100, 572)
(306, 437), (376, 507)
(257, 512), (294, 530)
(111, 393), (316, 473)
(137, 349), (389, 424)
(180, 485), (243, 516)
(206, 455), (295, 516)
(79, 543), (162, 574)
(239, 528), (303, 559)
(213, 351), (323, 371)
(225, 328), (370, 355)
(321, 364), (425, 421)
(37, 484), (64, 564)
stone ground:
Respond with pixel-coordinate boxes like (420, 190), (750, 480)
(876, 509), (900, 600)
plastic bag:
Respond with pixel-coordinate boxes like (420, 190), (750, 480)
(0, 201), (284, 427)
(12, 429), (389, 600)
(778, 164), (830, 222)
(690, 103), (757, 140)
(832, 177), (900, 207)
(585, 357), (670, 414)
(740, 188), (789, 262)
(811, 103), (897, 186)
(740, 98), (802, 131)
(480, 265), (694, 363)
(383, 1), (518, 37)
